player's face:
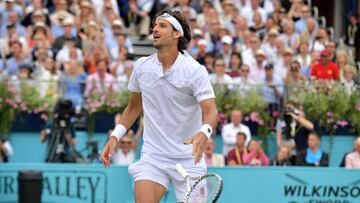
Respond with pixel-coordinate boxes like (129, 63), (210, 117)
(152, 18), (179, 50)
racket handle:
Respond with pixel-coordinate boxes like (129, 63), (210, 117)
(175, 164), (189, 178)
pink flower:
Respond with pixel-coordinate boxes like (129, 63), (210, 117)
(250, 112), (259, 122)
(224, 104), (233, 109)
(336, 120), (348, 127)
(258, 119), (264, 126)
(244, 116), (250, 122)
(327, 112), (334, 117)
(40, 113), (48, 121)
(272, 111), (279, 117)
(356, 103), (360, 112)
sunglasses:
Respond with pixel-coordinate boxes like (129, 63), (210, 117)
(121, 141), (132, 145)
(241, 69), (249, 72)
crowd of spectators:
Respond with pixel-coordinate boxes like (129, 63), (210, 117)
(0, 0), (359, 167)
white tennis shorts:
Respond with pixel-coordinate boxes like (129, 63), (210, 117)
(128, 152), (207, 202)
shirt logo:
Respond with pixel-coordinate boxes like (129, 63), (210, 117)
(328, 70), (333, 75)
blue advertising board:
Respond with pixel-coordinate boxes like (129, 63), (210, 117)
(1, 164), (359, 203)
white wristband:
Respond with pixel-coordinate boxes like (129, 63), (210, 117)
(199, 124), (213, 138)
(111, 124), (127, 141)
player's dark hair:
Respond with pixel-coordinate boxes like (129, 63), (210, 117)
(153, 10), (191, 54)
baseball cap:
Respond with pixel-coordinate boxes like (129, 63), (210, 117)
(62, 18), (73, 26)
(282, 48), (294, 55)
(112, 19), (123, 28)
(265, 63), (274, 70)
(255, 49), (266, 57)
(33, 10), (45, 17)
(193, 28), (203, 37)
(221, 35), (233, 45)
(269, 28), (279, 36)
(197, 39), (208, 47)
(320, 49), (331, 57)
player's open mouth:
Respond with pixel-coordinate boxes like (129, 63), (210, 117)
(153, 35), (160, 40)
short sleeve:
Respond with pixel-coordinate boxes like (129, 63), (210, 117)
(127, 59), (142, 93)
(191, 66), (215, 102)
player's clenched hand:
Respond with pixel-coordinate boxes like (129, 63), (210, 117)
(184, 132), (208, 164)
(100, 136), (118, 168)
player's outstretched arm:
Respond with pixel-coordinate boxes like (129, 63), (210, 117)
(100, 92), (143, 167)
(184, 98), (218, 164)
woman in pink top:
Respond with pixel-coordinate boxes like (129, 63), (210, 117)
(243, 139), (270, 166)
(345, 137), (360, 169)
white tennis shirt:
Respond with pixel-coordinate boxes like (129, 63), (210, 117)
(128, 52), (215, 158)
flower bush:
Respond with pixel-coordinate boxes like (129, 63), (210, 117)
(290, 81), (360, 135)
(0, 80), (56, 138)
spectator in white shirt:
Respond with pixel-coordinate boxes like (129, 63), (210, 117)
(241, 0), (267, 27)
(222, 109), (251, 155)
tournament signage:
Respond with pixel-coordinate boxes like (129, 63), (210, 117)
(1, 164), (359, 203)
(283, 173), (360, 203)
(0, 170), (106, 203)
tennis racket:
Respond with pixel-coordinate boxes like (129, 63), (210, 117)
(175, 164), (223, 203)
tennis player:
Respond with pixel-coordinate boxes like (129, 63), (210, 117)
(100, 10), (218, 203)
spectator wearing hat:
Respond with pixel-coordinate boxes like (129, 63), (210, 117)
(76, 1), (96, 29)
(275, 48), (293, 81)
(53, 18), (81, 53)
(105, 19), (134, 53)
(296, 132), (329, 167)
(344, 13), (360, 62)
(0, 41), (30, 76)
(263, 28), (279, 64)
(189, 29), (211, 57)
(261, 63), (284, 114)
(22, 6), (51, 28)
(310, 49), (339, 81)
(219, 35), (234, 68)
(249, 49), (267, 84)
(49, 0), (75, 33)
(193, 39), (209, 65)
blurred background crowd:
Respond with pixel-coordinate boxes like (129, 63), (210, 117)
(0, 0), (359, 169)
